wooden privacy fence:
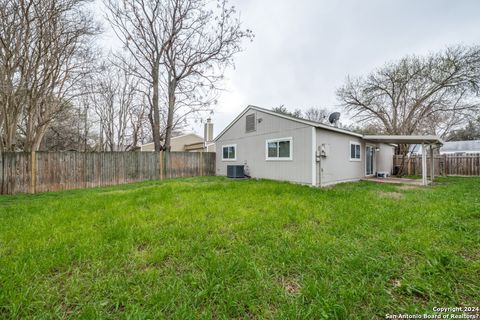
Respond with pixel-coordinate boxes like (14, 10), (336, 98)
(394, 154), (480, 176)
(0, 151), (216, 195)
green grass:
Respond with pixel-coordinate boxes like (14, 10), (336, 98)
(0, 177), (479, 319)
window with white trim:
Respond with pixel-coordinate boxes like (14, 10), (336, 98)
(222, 144), (236, 161)
(350, 142), (361, 161)
(266, 137), (292, 160)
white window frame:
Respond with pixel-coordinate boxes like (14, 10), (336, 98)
(265, 137), (293, 161)
(349, 141), (361, 161)
(222, 144), (237, 161)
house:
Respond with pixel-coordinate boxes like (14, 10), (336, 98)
(438, 140), (480, 155)
(215, 105), (442, 186)
(410, 140), (480, 155)
(141, 118), (215, 152)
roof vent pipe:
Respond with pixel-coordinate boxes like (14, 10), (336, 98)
(204, 118), (213, 142)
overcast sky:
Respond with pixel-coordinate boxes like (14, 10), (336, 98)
(97, 0), (480, 137)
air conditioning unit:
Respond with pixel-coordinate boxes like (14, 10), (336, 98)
(227, 165), (245, 178)
(377, 172), (390, 178)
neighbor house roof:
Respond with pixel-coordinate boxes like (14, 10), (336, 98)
(363, 135), (443, 144)
(214, 105), (363, 141)
(440, 140), (480, 153)
(410, 140), (479, 154)
(141, 133), (204, 147)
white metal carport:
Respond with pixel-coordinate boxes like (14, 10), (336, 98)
(363, 135), (443, 186)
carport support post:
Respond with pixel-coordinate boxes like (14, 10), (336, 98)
(421, 143), (427, 186)
(429, 145), (434, 184)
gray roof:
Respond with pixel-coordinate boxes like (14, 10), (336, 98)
(441, 140), (480, 153)
(215, 105), (364, 141)
(215, 105), (443, 144)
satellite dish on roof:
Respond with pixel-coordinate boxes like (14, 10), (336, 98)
(328, 112), (341, 126)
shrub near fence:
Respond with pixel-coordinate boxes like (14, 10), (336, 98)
(0, 151), (216, 195)
(394, 154), (480, 177)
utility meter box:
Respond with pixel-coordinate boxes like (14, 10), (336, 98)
(320, 144), (329, 157)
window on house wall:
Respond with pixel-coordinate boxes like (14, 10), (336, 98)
(222, 144), (236, 160)
(245, 113), (256, 132)
(266, 137), (292, 160)
(350, 142), (361, 160)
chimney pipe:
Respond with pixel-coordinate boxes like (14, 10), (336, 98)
(204, 118), (213, 142)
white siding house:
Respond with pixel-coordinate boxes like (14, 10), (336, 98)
(215, 105), (396, 186)
(141, 118), (215, 152)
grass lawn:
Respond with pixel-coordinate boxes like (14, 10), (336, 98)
(0, 177), (479, 319)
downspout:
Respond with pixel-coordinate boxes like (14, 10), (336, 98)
(318, 149), (322, 187)
(429, 144), (435, 184)
(311, 127), (317, 187)
(421, 143), (427, 186)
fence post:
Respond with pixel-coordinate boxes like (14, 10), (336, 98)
(0, 152), (3, 194)
(30, 151), (36, 194)
(444, 154), (447, 176)
(165, 151), (169, 179)
(159, 150), (164, 180)
(444, 154), (448, 176)
(200, 152), (203, 176)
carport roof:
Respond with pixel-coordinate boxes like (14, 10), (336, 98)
(363, 135), (443, 145)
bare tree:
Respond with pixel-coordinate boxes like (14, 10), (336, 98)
(89, 61), (143, 151)
(344, 123), (383, 135)
(337, 46), (480, 141)
(0, 0), (26, 151)
(40, 103), (96, 151)
(271, 106), (329, 124)
(160, 0), (253, 150)
(0, 0), (100, 151)
(446, 116), (480, 141)
(304, 107), (329, 123)
(104, 0), (253, 151)
(272, 105), (302, 118)
(129, 95), (151, 149)
(104, 0), (165, 151)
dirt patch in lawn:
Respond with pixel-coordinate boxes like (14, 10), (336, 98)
(459, 250), (480, 262)
(397, 185), (421, 191)
(378, 191), (404, 200)
(137, 243), (148, 252)
(280, 277), (301, 296)
(389, 278), (402, 288)
(100, 189), (134, 195)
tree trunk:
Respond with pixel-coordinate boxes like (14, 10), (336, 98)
(5, 121), (17, 151)
(32, 126), (48, 152)
(164, 76), (176, 151)
(3, 99), (19, 151)
(151, 63), (162, 151)
(396, 143), (410, 176)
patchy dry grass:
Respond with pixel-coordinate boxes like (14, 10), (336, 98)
(397, 185), (421, 191)
(0, 176), (479, 319)
(377, 191), (405, 200)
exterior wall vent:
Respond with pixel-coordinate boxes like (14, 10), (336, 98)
(245, 113), (256, 132)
